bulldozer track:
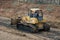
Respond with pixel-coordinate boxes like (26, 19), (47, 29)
(0, 16), (60, 40)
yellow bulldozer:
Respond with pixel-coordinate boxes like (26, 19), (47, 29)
(11, 8), (50, 32)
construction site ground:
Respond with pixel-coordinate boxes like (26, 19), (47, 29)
(0, 1), (60, 40)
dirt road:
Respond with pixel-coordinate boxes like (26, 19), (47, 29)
(0, 16), (60, 40)
(0, 30), (35, 40)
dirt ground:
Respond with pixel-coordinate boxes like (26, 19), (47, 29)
(0, 31), (33, 40)
(1, 16), (60, 40)
(0, 1), (60, 28)
(0, 17), (53, 40)
(0, 1), (60, 40)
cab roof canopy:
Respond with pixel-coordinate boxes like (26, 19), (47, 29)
(30, 8), (40, 11)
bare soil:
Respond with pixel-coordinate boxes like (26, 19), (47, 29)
(0, 1), (60, 40)
(0, 1), (60, 28)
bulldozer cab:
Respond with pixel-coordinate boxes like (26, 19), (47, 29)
(22, 8), (44, 24)
(28, 8), (43, 21)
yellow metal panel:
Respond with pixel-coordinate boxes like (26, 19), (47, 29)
(30, 18), (38, 24)
(37, 23), (43, 28)
(22, 16), (38, 24)
(22, 16), (30, 22)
